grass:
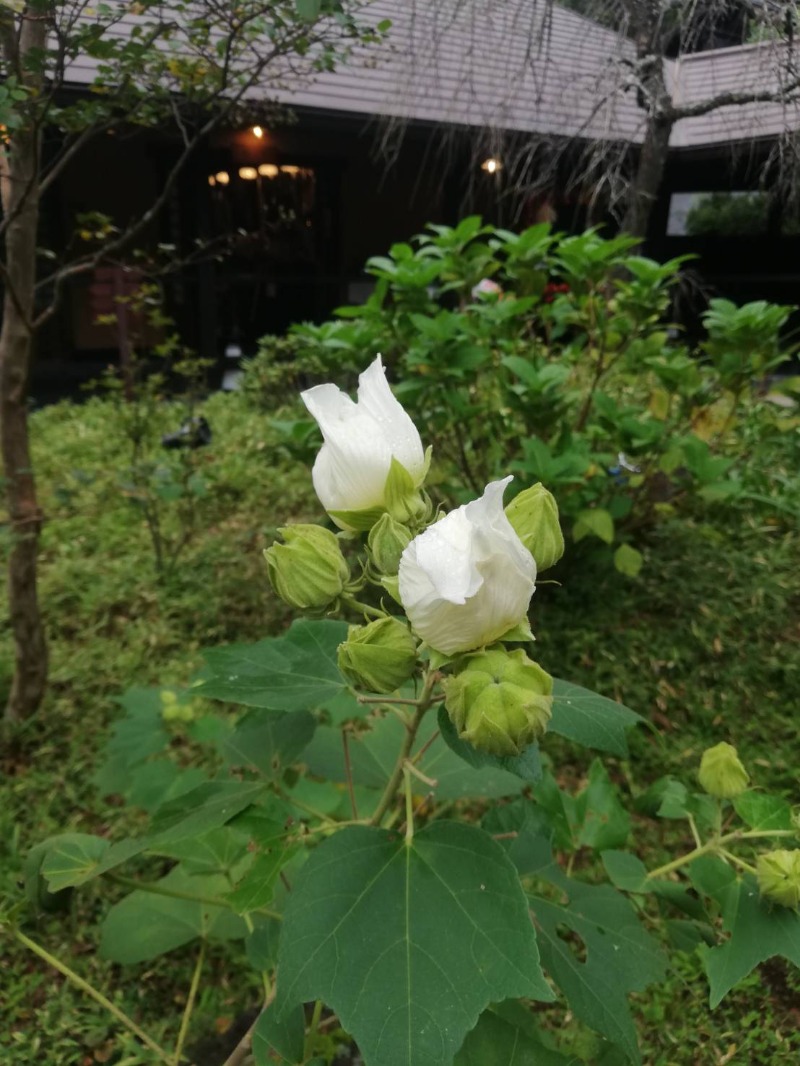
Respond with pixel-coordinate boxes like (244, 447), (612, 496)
(2, 386), (800, 1064)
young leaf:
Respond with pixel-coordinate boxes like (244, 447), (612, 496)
(549, 680), (642, 756)
(275, 823), (553, 1066)
(573, 508), (614, 544)
(613, 544), (643, 577)
(200, 619), (348, 711)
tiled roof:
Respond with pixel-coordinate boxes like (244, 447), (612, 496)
(61, 0), (800, 149)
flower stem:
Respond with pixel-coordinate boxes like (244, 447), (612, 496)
(645, 827), (798, 882)
(12, 928), (172, 1063)
(369, 672), (438, 828)
(305, 999), (324, 1060)
(172, 941), (205, 1066)
(404, 765), (415, 845)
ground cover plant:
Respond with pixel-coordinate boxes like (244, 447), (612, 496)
(3, 350), (799, 1066)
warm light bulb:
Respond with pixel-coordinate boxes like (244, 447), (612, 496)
(239, 166), (258, 181)
(252, 125), (264, 139)
(258, 163), (279, 178)
(215, 171), (230, 185)
(208, 174), (216, 186)
(280, 165), (300, 176)
(481, 157), (502, 174)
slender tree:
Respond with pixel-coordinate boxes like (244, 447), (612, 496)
(0, 0), (381, 722)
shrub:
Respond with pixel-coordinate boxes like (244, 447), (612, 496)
(246, 220), (798, 573)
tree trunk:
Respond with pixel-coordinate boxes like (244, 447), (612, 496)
(620, 1), (675, 242)
(1, 10), (48, 722)
(621, 110), (674, 240)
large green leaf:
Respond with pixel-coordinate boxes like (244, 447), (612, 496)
(303, 714), (528, 801)
(488, 809), (665, 1064)
(200, 619), (348, 712)
(531, 880), (666, 1065)
(549, 680), (642, 756)
(455, 1004), (577, 1065)
(275, 822), (553, 1066)
(690, 859), (800, 1007)
(99, 867), (248, 963)
(222, 710), (317, 777)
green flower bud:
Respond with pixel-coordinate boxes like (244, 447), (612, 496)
(443, 648), (553, 756)
(697, 742), (749, 799)
(757, 849), (800, 909)
(505, 484), (565, 572)
(264, 524), (349, 609)
(338, 616), (417, 694)
(368, 513), (412, 576)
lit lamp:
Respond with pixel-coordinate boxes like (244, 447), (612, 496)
(215, 171), (230, 185)
(481, 157), (502, 174)
(239, 166), (258, 181)
(258, 163), (279, 178)
(252, 125), (264, 139)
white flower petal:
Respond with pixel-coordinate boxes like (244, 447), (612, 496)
(398, 477), (536, 655)
(301, 357), (425, 517)
(356, 357), (426, 481)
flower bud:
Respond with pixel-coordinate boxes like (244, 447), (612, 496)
(697, 742), (749, 799)
(505, 484), (564, 572)
(338, 616), (417, 694)
(757, 849), (800, 909)
(443, 648), (553, 756)
(264, 524), (349, 609)
(368, 513), (412, 576)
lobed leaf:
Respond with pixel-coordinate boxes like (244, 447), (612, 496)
(275, 822), (553, 1066)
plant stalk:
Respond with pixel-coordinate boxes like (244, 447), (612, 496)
(172, 940), (205, 1066)
(369, 673), (438, 827)
(12, 928), (172, 1063)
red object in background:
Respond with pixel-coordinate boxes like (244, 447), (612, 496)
(543, 281), (570, 304)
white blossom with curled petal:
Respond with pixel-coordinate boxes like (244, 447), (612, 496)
(301, 356), (426, 525)
(398, 477), (536, 656)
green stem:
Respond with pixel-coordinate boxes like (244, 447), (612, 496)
(107, 872), (283, 922)
(305, 999), (324, 1060)
(404, 765), (415, 844)
(720, 849), (757, 876)
(242, 912), (271, 1003)
(369, 673), (438, 828)
(172, 941), (205, 1066)
(342, 596), (385, 620)
(12, 928), (172, 1063)
(645, 828), (797, 882)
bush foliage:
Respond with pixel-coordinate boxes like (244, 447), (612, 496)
(248, 220), (799, 573)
